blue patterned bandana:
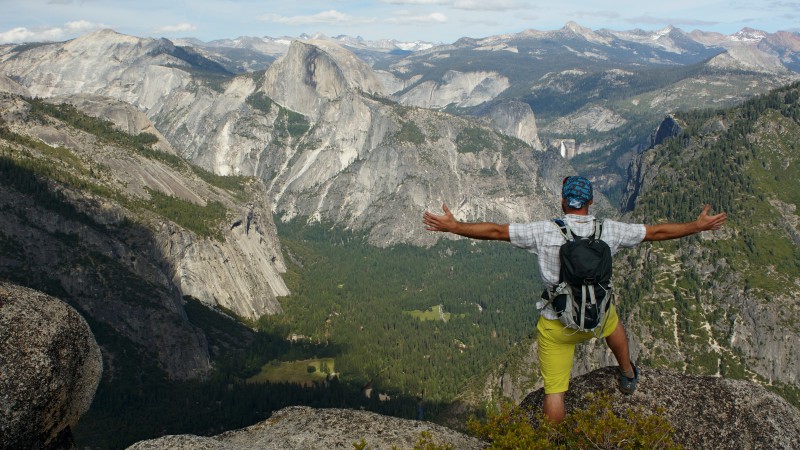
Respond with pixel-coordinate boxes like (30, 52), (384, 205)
(562, 176), (593, 209)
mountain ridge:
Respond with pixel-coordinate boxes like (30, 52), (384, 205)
(0, 92), (288, 378)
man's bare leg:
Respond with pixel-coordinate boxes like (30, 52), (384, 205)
(605, 323), (634, 376)
(543, 392), (566, 423)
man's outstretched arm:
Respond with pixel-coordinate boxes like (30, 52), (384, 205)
(644, 204), (727, 241)
(423, 203), (510, 241)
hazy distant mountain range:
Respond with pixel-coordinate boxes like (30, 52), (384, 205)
(170, 23), (800, 75)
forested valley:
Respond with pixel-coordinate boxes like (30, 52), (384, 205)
(73, 221), (543, 448)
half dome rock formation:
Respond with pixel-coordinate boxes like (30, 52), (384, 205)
(261, 39), (387, 117)
(0, 283), (103, 450)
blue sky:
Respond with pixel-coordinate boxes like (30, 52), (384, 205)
(1, 0), (798, 45)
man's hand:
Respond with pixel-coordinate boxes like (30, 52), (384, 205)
(695, 204), (727, 232)
(644, 204), (727, 241)
(423, 203), (457, 233)
(423, 203), (510, 241)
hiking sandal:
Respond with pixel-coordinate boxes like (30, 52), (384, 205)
(617, 364), (638, 395)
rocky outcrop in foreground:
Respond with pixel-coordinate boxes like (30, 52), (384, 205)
(126, 406), (487, 450)
(126, 366), (800, 449)
(0, 283), (102, 450)
(522, 366), (800, 450)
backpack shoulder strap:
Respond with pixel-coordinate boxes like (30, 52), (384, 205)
(594, 219), (603, 241)
(552, 218), (574, 241)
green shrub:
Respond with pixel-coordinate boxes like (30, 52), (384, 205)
(468, 393), (681, 449)
(409, 431), (453, 450)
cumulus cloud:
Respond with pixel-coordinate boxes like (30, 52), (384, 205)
(259, 9), (376, 26)
(153, 23), (198, 34)
(0, 20), (106, 44)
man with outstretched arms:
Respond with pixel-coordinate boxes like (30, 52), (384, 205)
(422, 176), (726, 423)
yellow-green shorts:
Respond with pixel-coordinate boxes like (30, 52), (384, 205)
(536, 304), (619, 394)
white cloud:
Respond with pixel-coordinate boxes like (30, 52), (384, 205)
(385, 11), (448, 24)
(153, 23), (198, 34)
(64, 20), (101, 31)
(0, 20), (106, 44)
(451, 0), (527, 11)
(380, 0), (449, 4)
(625, 15), (719, 27)
(381, 0), (525, 7)
(259, 10), (376, 26)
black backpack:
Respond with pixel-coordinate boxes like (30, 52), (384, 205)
(545, 219), (613, 334)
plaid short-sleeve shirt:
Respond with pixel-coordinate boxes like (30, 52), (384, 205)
(509, 214), (645, 319)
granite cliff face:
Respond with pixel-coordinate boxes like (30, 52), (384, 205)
(395, 70), (510, 110)
(0, 93), (287, 377)
(0, 33), (560, 249)
(256, 39), (562, 246)
(0, 30), (224, 106)
(472, 99), (544, 150)
(261, 39), (386, 116)
(620, 114), (686, 212)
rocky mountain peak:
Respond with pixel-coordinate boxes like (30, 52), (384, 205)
(733, 27), (767, 43)
(649, 114), (685, 149)
(74, 28), (137, 42)
(561, 21), (610, 44)
(151, 37), (177, 53)
(654, 24), (677, 38)
(261, 39), (386, 117)
(618, 114), (685, 212)
(708, 44), (792, 73)
(63, 28), (152, 55)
